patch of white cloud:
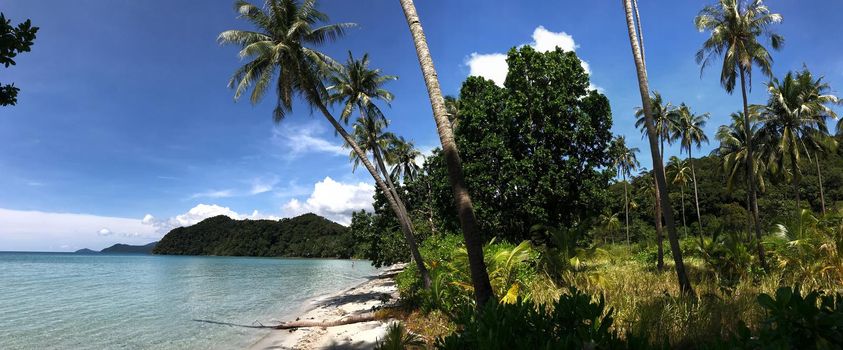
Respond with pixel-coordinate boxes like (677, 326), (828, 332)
(142, 204), (281, 234)
(250, 176), (280, 195)
(189, 189), (235, 199)
(272, 122), (346, 159)
(282, 176), (374, 225)
(466, 53), (509, 88)
(465, 25), (600, 91)
(0, 208), (159, 251)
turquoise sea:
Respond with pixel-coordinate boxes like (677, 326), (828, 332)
(0, 253), (378, 349)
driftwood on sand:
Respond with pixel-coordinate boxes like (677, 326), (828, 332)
(194, 313), (378, 330)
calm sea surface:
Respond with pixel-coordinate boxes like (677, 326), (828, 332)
(0, 253), (379, 349)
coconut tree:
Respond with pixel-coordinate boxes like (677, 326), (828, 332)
(398, 0), (493, 306)
(443, 95), (461, 130)
(218, 0), (432, 286)
(388, 136), (422, 183)
(695, 0), (782, 270)
(670, 104), (709, 236)
(667, 156), (692, 239)
(623, 0), (694, 295)
(610, 136), (640, 245)
(716, 110), (768, 242)
(634, 92), (675, 270)
(761, 68), (839, 220)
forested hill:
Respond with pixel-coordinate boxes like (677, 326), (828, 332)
(152, 213), (355, 258)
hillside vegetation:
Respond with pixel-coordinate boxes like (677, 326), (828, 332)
(153, 213), (356, 258)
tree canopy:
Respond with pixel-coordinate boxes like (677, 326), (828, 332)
(0, 13), (38, 106)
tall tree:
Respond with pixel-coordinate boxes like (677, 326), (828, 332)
(667, 156), (691, 239)
(695, 0), (782, 269)
(0, 13), (38, 106)
(388, 136), (422, 183)
(610, 136), (640, 245)
(398, 0), (493, 306)
(762, 68), (839, 221)
(623, 0), (694, 295)
(218, 0), (430, 286)
(634, 92), (676, 269)
(326, 52), (430, 286)
(671, 104), (709, 236)
(716, 110), (768, 241)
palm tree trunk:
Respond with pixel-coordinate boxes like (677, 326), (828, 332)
(399, 0), (493, 306)
(314, 100), (431, 288)
(680, 184), (688, 238)
(816, 152), (826, 214)
(739, 68), (768, 270)
(791, 151), (801, 228)
(654, 177), (664, 270)
(689, 148), (704, 239)
(624, 172), (630, 245)
(632, 0), (645, 66)
(623, 0), (693, 295)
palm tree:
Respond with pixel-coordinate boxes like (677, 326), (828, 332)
(805, 131), (839, 214)
(388, 136), (422, 183)
(716, 110), (768, 242)
(670, 104), (709, 236)
(761, 68), (839, 220)
(695, 0), (782, 270)
(597, 211), (621, 245)
(634, 92), (675, 270)
(218, 0), (433, 286)
(443, 95), (461, 129)
(328, 52), (431, 287)
(398, 0), (493, 306)
(667, 156), (691, 239)
(610, 136), (640, 245)
(623, 0), (694, 295)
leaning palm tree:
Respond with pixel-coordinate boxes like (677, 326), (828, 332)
(218, 0), (432, 286)
(805, 131), (839, 214)
(388, 136), (422, 183)
(623, 0), (694, 295)
(610, 136), (640, 246)
(398, 0), (494, 305)
(762, 68), (839, 220)
(716, 110), (769, 242)
(667, 156), (692, 239)
(695, 0), (782, 270)
(634, 92), (675, 270)
(670, 104), (709, 236)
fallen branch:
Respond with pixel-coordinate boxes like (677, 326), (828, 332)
(193, 313), (378, 330)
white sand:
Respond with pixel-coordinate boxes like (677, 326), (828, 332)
(248, 264), (404, 350)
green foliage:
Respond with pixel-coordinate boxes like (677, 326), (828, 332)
(435, 288), (628, 350)
(697, 232), (758, 291)
(1, 13), (38, 106)
(415, 46), (613, 242)
(375, 322), (425, 350)
(152, 213), (358, 258)
(350, 209), (410, 267)
(731, 286), (843, 349)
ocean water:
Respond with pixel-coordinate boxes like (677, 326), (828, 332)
(0, 253), (379, 350)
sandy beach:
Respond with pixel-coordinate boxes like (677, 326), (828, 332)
(249, 264), (404, 350)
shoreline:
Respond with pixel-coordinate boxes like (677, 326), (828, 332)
(249, 264), (405, 350)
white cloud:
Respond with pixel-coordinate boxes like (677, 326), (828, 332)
(272, 122), (346, 159)
(0, 208), (159, 251)
(530, 26), (577, 52)
(465, 25), (598, 90)
(282, 176), (374, 225)
(250, 176), (280, 195)
(189, 189), (234, 199)
(143, 204), (280, 234)
(466, 53), (509, 87)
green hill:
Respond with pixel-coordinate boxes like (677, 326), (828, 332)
(152, 213), (355, 258)
(101, 242), (157, 254)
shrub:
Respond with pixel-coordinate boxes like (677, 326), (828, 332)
(435, 288), (630, 350)
(375, 322), (425, 350)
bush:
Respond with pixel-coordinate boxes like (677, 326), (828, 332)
(435, 287), (630, 350)
(730, 286), (843, 349)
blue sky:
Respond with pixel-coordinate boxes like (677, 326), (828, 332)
(2, 0), (841, 251)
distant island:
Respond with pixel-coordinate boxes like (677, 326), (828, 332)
(152, 213), (355, 258)
(74, 242), (158, 254)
